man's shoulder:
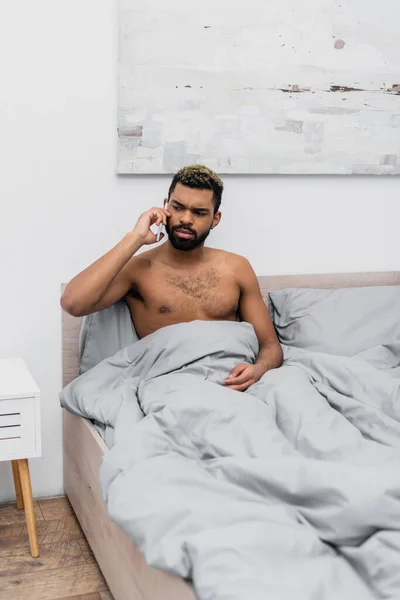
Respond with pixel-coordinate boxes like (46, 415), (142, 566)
(125, 248), (155, 283)
(130, 247), (157, 267)
(207, 248), (253, 270)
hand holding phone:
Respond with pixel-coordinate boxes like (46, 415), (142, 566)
(131, 206), (170, 246)
(156, 198), (169, 242)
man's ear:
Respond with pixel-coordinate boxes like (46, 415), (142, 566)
(211, 211), (221, 229)
(163, 197), (169, 210)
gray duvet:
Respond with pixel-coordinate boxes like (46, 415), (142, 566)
(60, 320), (400, 600)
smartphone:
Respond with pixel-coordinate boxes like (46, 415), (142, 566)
(156, 199), (169, 242)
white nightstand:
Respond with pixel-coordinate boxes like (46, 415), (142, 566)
(0, 358), (41, 557)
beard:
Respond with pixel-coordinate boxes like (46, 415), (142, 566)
(165, 222), (211, 251)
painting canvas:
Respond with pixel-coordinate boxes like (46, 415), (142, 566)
(118, 0), (400, 175)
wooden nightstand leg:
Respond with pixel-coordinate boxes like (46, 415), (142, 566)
(11, 460), (24, 510)
(17, 459), (40, 558)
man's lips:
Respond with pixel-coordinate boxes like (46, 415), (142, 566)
(175, 229), (195, 239)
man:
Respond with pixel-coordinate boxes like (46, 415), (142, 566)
(61, 165), (283, 390)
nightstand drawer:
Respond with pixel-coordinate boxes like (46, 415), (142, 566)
(0, 413), (21, 427)
(0, 437), (21, 454)
(0, 397), (37, 459)
(0, 425), (21, 440)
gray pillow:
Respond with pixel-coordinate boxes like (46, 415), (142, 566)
(269, 286), (400, 356)
(79, 299), (138, 374)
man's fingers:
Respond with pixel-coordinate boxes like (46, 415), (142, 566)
(227, 383), (250, 392)
(222, 364), (249, 385)
(225, 374), (248, 386)
(160, 208), (170, 225)
(229, 364), (247, 378)
(156, 216), (165, 227)
(224, 371), (256, 389)
(147, 208), (170, 225)
(224, 370), (251, 386)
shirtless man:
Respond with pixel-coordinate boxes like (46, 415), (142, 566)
(61, 165), (283, 391)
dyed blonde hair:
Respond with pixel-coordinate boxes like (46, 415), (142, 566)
(168, 165), (224, 213)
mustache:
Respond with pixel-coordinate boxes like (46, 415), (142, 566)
(172, 225), (197, 237)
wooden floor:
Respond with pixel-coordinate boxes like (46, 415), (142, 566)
(0, 496), (113, 600)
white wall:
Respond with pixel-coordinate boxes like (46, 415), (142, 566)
(0, 0), (399, 502)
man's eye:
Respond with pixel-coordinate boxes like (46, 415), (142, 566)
(174, 206), (182, 211)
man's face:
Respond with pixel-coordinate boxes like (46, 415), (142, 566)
(165, 183), (221, 251)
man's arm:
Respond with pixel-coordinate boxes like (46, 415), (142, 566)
(61, 206), (170, 317)
(223, 257), (283, 391)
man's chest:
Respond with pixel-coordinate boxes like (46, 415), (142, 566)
(132, 266), (240, 317)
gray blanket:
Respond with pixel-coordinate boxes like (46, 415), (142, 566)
(60, 320), (400, 600)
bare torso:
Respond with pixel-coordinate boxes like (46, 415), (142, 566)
(124, 247), (240, 338)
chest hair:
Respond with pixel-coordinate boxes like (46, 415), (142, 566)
(163, 268), (221, 301)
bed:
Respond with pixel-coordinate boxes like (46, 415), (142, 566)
(61, 270), (400, 600)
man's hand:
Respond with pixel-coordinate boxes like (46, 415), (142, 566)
(222, 363), (265, 392)
(133, 207), (171, 245)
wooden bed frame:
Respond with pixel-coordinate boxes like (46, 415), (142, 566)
(61, 271), (400, 600)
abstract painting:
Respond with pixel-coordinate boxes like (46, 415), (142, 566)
(118, 0), (400, 174)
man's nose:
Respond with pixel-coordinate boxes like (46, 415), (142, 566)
(180, 211), (193, 225)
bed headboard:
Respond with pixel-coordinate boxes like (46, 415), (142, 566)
(61, 271), (400, 387)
